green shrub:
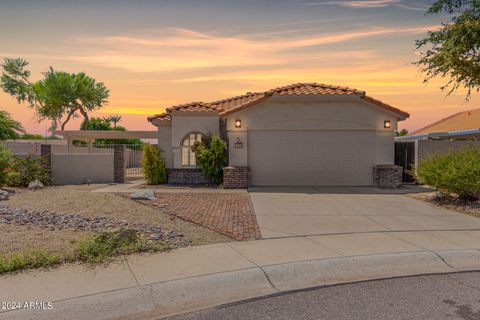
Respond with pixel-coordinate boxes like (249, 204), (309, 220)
(191, 134), (227, 185)
(415, 146), (480, 200)
(74, 229), (169, 264)
(5, 171), (22, 187)
(10, 155), (51, 187)
(0, 249), (61, 273)
(0, 143), (12, 184)
(141, 144), (167, 184)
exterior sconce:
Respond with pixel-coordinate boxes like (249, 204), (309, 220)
(384, 120), (391, 129)
(235, 119), (242, 128)
(234, 138), (243, 149)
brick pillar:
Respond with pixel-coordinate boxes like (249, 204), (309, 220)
(40, 144), (52, 183)
(114, 145), (125, 183)
(373, 164), (402, 188)
(223, 166), (250, 189)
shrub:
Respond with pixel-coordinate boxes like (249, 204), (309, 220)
(5, 171), (22, 187)
(0, 143), (12, 184)
(415, 146), (480, 201)
(141, 145), (168, 184)
(0, 249), (61, 274)
(10, 155), (51, 187)
(192, 134), (227, 185)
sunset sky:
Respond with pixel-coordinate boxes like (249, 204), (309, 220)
(1, 0), (478, 134)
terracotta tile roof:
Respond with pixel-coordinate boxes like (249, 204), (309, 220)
(265, 83), (365, 96)
(209, 92), (267, 113)
(166, 101), (217, 113)
(412, 108), (480, 134)
(147, 112), (171, 122)
(361, 95), (409, 119)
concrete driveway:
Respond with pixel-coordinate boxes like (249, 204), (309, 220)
(249, 186), (480, 238)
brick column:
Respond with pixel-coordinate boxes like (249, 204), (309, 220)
(223, 166), (250, 189)
(40, 144), (52, 183)
(114, 145), (125, 183)
(373, 164), (402, 188)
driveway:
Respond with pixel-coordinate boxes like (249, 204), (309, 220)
(249, 186), (480, 238)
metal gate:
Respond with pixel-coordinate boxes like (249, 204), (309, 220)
(394, 141), (415, 183)
(125, 144), (144, 180)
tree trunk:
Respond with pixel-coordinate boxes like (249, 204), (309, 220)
(61, 109), (77, 131)
(78, 106), (89, 130)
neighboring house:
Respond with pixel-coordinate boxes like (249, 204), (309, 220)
(396, 108), (480, 141)
(148, 83), (409, 187)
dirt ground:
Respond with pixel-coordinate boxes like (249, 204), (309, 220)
(408, 192), (480, 218)
(2, 184), (231, 255)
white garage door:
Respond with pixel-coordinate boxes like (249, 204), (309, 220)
(248, 130), (377, 186)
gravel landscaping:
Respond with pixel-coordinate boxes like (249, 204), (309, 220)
(408, 192), (480, 218)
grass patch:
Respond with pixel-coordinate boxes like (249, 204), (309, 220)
(0, 229), (171, 274)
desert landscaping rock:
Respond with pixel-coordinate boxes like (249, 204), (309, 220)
(131, 190), (156, 201)
(27, 180), (44, 190)
(0, 190), (10, 201)
(0, 202), (189, 247)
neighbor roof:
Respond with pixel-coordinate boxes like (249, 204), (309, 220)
(412, 108), (480, 135)
(148, 82), (409, 123)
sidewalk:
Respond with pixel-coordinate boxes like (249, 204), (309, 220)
(2, 230), (480, 320)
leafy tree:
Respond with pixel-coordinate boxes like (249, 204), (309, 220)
(191, 134), (227, 185)
(0, 110), (24, 140)
(416, 0), (480, 97)
(0, 58), (109, 130)
(396, 129), (409, 137)
(79, 117), (142, 145)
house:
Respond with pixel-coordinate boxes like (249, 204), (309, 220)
(148, 83), (409, 187)
(396, 108), (480, 141)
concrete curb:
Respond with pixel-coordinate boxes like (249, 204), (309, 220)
(2, 250), (480, 320)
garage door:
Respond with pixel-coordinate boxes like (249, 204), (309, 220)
(248, 130), (377, 186)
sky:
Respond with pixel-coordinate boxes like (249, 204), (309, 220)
(0, 0), (478, 134)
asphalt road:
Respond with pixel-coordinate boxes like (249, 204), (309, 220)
(165, 272), (480, 320)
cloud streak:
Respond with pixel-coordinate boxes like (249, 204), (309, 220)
(304, 0), (428, 11)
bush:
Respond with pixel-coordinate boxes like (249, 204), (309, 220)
(141, 145), (167, 184)
(0, 249), (61, 273)
(9, 155), (51, 187)
(0, 143), (12, 184)
(192, 134), (227, 185)
(5, 171), (22, 187)
(415, 146), (480, 200)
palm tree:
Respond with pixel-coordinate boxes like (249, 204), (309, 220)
(107, 114), (122, 127)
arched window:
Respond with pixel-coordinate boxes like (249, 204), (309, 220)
(181, 133), (203, 167)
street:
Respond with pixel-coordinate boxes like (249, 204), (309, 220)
(166, 272), (480, 320)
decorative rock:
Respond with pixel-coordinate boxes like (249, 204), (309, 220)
(0, 190), (9, 201)
(131, 190), (156, 201)
(27, 180), (44, 190)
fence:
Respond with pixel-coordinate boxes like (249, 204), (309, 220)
(4, 142), (148, 185)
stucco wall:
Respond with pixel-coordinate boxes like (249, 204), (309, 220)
(415, 140), (480, 168)
(52, 154), (114, 185)
(157, 126), (173, 168)
(171, 113), (219, 168)
(225, 97), (398, 166)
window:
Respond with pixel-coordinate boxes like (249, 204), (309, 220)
(181, 133), (202, 167)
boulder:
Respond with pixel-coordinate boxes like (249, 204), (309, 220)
(0, 189), (9, 201)
(27, 180), (44, 190)
(130, 190), (156, 201)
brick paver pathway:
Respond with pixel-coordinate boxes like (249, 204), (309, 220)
(148, 193), (261, 241)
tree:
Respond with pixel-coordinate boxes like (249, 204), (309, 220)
(105, 114), (122, 127)
(0, 110), (24, 140)
(79, 117), (142, 145)
(0, 58), (109, 130)
(396, 129), (409, 137)
(416, 0), (480, 98)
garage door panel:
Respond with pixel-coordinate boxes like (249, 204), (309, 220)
(248, 131), (376, 186)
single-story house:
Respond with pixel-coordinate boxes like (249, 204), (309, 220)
(396, 108), (480, 141)
(148, 83), (409, 187)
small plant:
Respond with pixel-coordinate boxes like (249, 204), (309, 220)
(192, 134), (227, 185)
(0, 249), (61, 273)
(141, 145), (167, 184)
(415, 146), (480, 201)
(5, 171), (22, 187)
(74, 229), (169, 264)
(9, 155), (51, 187)
(0, 143), (12, 184)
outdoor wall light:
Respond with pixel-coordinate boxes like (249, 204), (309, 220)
(234, 138), (243, 149)
(384, 120), (391, 129)
(235, 119), (242, 128)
